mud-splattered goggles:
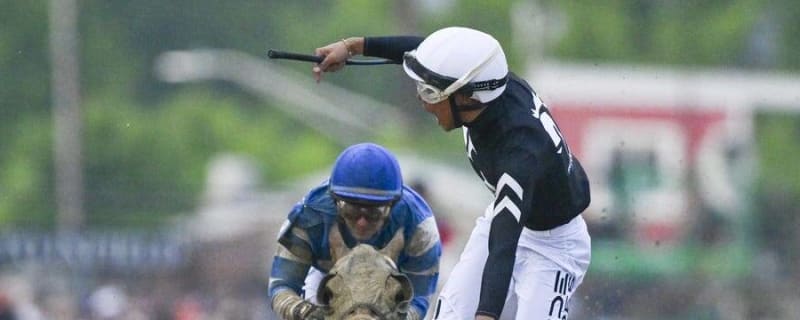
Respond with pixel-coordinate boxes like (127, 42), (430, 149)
(335, 199), (391, 222)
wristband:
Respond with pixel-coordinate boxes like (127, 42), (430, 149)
(340, 38), (353, 57)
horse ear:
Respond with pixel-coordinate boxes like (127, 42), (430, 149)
(317, 273), (337, 305)
(378, 231), (405, 261)
(329, 226), (350, 262)
(390, 273), (414, 303)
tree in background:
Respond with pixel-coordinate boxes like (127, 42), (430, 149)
(2, 0), (799, 229)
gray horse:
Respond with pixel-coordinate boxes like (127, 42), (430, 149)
(315, 244), (414, 320)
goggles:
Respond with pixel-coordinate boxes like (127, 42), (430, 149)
(403, 47), (507, 104)
(335, 199), (391, 223)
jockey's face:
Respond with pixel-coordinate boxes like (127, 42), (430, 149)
(336, 199), (391, 241)
(419, 95), (456, 131)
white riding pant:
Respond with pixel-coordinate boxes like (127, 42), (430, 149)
(434, 205), (591, 320)
(302, 267), (325, 304)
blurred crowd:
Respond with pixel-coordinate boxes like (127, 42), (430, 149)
(0, 267), (273, 320)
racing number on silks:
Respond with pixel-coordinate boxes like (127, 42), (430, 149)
(530, 94), (565, 154)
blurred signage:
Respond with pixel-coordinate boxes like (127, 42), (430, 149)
(524, 62), (787, 278)
(0, 231), (186, 271)
(552, 105), (753, 277)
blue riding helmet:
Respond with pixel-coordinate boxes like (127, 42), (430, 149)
(329, 143), (403, 204)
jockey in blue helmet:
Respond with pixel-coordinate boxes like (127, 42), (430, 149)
(329, 143), (403, 203)
(268, 143), (442, 320)
(328, 143), (404, 240)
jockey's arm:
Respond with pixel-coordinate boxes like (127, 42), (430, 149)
(401, 216), (443, 319)
(269, 220), (319, 320)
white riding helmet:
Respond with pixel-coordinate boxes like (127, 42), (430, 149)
(403, 26), (509, 103)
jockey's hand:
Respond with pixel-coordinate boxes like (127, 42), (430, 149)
(305, 304), (329, 320)
(394, 301), (421, 320)
(313, 37), (362, 82)
(294, 300), (329, 320)
(312, 41), (348, 82)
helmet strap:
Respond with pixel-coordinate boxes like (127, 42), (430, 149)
(449, 93), (486, 128)
(448, 95), (464, 129)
